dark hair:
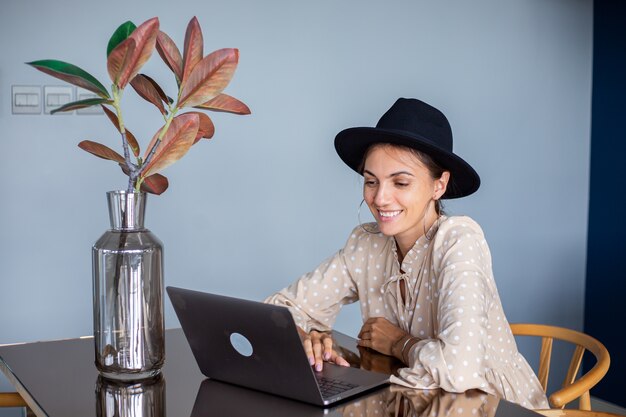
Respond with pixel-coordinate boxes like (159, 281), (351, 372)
(359, 143), (448, 215)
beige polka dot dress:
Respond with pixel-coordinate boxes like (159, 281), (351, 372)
(265, 216), (549, 409)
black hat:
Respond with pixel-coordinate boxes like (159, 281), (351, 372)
(334, 98), (480, 199)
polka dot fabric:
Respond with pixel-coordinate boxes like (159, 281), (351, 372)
(265, 216), (548, 409)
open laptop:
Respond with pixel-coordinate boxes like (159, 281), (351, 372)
(167, 286), (389, 406)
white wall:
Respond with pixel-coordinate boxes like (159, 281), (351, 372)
(0, 0), (592, 381)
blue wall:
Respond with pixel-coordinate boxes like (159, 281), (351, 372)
(0, 0), (594, 409)
(584, 0), (626, 407)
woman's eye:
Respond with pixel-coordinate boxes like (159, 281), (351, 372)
(395, 182), (409, 188)
(364, 180), (377, 187)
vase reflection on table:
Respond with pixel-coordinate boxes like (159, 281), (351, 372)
(92, 191), (164, 380)
(96, 374), (165, 417)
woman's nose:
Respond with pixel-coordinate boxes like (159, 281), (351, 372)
(374, 183), (390, 206)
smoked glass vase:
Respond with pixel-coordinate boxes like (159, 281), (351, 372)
(92, 191), (165, 380)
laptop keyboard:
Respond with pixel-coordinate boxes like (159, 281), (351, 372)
(315, 375), (358, 398)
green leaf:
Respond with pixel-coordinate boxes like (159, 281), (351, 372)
(50, 98), (112, 114)
(27, 60), (110, 98)
(107, 21), (137, 57)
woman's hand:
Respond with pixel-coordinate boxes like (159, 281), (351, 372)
(298, 328), (350, 372)
(357, 317), (408, 357)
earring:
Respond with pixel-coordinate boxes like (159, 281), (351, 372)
(358, 199), (378, 234)
(424, 201), (441, 241)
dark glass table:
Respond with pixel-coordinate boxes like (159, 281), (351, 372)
(0, 328), (542, 417)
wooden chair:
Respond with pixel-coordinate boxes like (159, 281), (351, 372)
(510, 323), (610, 411)
(0, 392), (27, 407)
(537, 410), (624, 417)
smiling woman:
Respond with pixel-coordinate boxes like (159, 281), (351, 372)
(265, 98), (550, 409)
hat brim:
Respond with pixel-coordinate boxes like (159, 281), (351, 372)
(334, 127), (480, 199)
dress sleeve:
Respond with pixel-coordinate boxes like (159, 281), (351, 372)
(391, 218), (497, 393)
(264, 230), (361, 333)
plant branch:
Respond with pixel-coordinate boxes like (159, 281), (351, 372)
(112, 85), (139, 193)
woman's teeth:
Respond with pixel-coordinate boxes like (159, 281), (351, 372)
(379, 210), (401, 218)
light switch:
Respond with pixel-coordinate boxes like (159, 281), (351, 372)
(12, 85), (41, 114)
(44, 85), (73, 115)
(76, 88), (104, 115)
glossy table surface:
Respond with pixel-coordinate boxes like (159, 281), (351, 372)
(0, 328), (543, 417)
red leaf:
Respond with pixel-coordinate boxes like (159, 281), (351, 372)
(130, 74), (167, 115)
(141, 173), (169, 195)
(107, 17), (159, 88)
(78, 140), (125, 163)
(179, 48), (239, 108)
(181, 17), (203, 83)
(107, 37), (136, 87)
(141, 113), (199, 177)
(195, 93), (251, 115)
(118, 164), (168, 195)
(156, 31), (183, 83)
(102, 106), (141, 157)
(186, 111), (215, 143)
(141, 74), (171, 104)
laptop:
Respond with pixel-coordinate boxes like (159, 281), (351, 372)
(167, 286), (390, 406)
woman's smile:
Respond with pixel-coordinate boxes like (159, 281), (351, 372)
(377, 209), (403, 222)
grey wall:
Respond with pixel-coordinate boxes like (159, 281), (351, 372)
(0, 0), (592, 398)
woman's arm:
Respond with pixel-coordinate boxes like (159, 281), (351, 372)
(265, 227), (369, 369)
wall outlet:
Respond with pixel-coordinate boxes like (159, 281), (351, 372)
(76, 88), (104, 115)
(44, 85), (73, 115)
(12, 85), (41, 114)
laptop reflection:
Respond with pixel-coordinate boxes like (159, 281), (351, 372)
(189, 379), (542, 417)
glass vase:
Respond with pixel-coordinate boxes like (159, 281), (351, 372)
(92, 190), (165, 380)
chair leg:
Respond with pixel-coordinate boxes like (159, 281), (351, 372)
(580, 391), (591, 411)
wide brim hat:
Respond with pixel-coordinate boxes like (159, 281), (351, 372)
(334, 98), (480, 199)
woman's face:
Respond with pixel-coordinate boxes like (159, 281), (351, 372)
(363, 145), (448, 246)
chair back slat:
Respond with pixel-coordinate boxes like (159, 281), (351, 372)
(538, 336), (553, 391)
(509, 323), (610, 410)
(564, 345), (585, 388)
(0, 392), (27, 407)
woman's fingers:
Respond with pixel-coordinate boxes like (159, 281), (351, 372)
(331, 352), (350, 367)
(311, 331), (324, 371)
(301, 330), (348, 371)
(357, 317), (407, 355)
(322, 334), (333, 361)
(302, 337), (315, 366)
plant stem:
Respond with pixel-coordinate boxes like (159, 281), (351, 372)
(112, 85), (138, 193)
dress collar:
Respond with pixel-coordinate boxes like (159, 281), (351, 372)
(390, 215), (445, 272)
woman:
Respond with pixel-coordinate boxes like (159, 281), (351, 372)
(265, 98), (549, 409)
